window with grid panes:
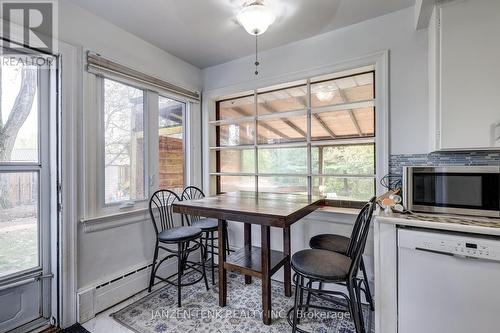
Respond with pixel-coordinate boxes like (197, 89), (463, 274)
(211, 69), (376, 202)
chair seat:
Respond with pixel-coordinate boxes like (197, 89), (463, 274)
(309, 234), (350, 254)
(291, 249), (351, 281)
(191, 218), (218, 231)
(158, 226), (202, 243)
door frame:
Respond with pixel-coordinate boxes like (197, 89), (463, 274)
(56, 40), (80, 329)
(0, 19), (80, 329)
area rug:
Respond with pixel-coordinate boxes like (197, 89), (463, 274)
(112, 271), (373, 333)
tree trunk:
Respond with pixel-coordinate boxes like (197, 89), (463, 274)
(0, 67), (37, 209)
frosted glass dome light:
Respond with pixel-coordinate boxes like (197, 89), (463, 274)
(237, 2), (276, 35)
(316, 91), (335, 102)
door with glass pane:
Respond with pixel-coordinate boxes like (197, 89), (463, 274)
(0, 50), (55, 332)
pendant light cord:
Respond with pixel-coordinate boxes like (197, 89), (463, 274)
(255, 34), (259, 75)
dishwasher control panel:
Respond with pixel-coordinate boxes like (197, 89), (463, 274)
(399, 229), (500, 261)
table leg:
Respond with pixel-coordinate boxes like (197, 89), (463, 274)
(261, 225), (272, 325)
(218, 219), (227, 307)
(244, 223), (252, 284)
(283, 226), (292, 297)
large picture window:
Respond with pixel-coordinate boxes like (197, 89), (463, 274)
(211, 69), (376, 202)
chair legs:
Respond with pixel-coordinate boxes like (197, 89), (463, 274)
(224, 222), (230, 255)
(360, 257), (374, 311)
(210, 230), (215, 284)
(148, 237), (209, 308)
(177, 243), (183, 307)
(148, 241), (159, 292)
(304, 259), (373, 313)
(289, 274), (366, 333)
(199, 224), (231, 285)
(291, 274), (301, 333)
(347, 279), (365, 333)
(200, 238), (210, 291)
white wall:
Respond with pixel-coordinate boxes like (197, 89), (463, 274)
(200, 6), (429, 295)
(202, 6), (429, 155)
(59, 0), (201, 91)
(57, 0), (203, 289)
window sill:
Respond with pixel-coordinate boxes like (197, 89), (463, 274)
(80, 204), (363, 233)
(302, 206), (360, 225)
(80, 208), (150, 233)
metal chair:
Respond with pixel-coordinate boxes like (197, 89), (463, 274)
(181, 186), (230, 284)
(148, 189), (209, 307)
(308, 202), (376, 311)
(287, 198), (376, 333)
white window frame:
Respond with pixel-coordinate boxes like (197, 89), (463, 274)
(202, 51), (389, 197)
(84, 73), (192, 217)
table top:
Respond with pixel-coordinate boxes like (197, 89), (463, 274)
(172, 191), (325, 227)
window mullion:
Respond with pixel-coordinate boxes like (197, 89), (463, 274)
(147, 91), (159, 195)
(307, 79), (312, 196)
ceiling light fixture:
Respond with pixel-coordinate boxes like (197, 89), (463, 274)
(316, 90), (335, 102)
(237, 1), (275, 75)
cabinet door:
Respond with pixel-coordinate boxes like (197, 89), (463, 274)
(439, 0), (500, 150)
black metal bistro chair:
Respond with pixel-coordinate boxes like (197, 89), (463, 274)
(308, 200), (376, 311)
(181, 186), (230, 284)
(287, 198), (376, 333)
(148, 189), (209, 307)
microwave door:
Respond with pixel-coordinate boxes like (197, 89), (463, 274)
(410, 171), (500, 217)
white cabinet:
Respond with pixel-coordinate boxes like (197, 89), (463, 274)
(429, 0), (500, 151)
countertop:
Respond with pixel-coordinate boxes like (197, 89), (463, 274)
(375, 211), (500, 236)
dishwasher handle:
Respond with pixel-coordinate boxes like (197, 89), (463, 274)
(415, 247), (500, 263)
(415, 247), (454, 257)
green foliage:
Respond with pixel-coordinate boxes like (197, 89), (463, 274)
(238, 144), (375, 201)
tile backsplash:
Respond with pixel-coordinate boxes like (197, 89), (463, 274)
(389, 151), (500, 176)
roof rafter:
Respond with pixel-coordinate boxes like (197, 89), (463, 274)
(259, 103), (307, 137)
(336, 87), (363, 136)
(231, 106), (290, 141)
(313, 114), (337, 139)
(293, 94), (337, 139)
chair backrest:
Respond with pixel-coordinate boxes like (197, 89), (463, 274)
(346, 197), (376, 279)
(181, 186), (205, 225)
(149, 189), (181, 235)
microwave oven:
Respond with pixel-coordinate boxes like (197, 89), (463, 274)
(403, 166), (500, 218)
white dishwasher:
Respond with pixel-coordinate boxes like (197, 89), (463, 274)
(398, 228), (500, 333)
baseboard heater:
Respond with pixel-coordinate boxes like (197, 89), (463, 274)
(77, 257), (176, 323)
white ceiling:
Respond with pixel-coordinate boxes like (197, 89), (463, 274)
(66, 0), (414, 68)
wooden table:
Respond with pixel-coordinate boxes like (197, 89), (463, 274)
(172, 192), (324, 325)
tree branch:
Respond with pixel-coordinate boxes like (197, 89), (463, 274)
(0, 67), (37, 160)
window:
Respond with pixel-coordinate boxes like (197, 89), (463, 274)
(103, 79), (146, 204)
(158, 96), (185, 192)
(0, 62), (40, 276)
(97, 78), (187, 210)
(85, 52), (196, 216)
(212, 70), (376, 202)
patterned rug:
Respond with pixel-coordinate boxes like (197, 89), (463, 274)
(112, 270), (373, 333)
